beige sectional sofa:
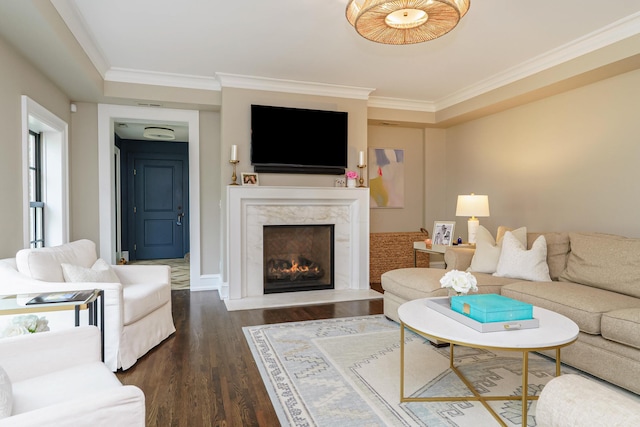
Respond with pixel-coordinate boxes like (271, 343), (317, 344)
(381, 231), (640, 395)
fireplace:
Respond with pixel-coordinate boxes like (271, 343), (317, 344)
(225, 186), (370, 301)
(263, 224), (334, 294)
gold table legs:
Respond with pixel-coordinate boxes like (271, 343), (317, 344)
(400, 323), (563, 427)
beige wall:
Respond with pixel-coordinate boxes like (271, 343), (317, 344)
(69, 102), (99, 243)
(444, 68), (640, 239)
(3, 29), (640, 274)
(0, 36), (70, 258)
(219, 87), (368, 190)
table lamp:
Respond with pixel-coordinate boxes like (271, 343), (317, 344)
(456, 194), (490, 244)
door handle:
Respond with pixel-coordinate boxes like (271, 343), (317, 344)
(176, 212), (185, 226)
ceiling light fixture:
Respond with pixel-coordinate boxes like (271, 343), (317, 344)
(143, 127), (176, 141)
(346, 0), (470, 45)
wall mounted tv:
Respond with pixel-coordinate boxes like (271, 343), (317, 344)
(251, 104), (348, 175)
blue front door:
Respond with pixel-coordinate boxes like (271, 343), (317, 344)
(134, 158), (186, 259)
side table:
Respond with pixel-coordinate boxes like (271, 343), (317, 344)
(0, 289), (105, 361)
(412, 241), (446, 267)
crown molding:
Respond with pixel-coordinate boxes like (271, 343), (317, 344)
(367, 96), (436, 112)
(51, 0), (110, 76)
(50, 0), (640, 113)
(216, 73), (374, 100)
(106, 68), (221, 91)
(436, 12), (640, 110)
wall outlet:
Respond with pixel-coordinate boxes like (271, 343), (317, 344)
(334, 177), (346, 187)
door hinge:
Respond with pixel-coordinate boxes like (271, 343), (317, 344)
(134, 243), (137, 251)
(133, 168), (137, 176)
(133, 206), (137, 214)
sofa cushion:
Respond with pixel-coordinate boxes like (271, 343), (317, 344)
(527, 231), (570, 281)
(494, 233), (551, 282)
(0, 365), (11, 419)
(122, 282), (171, 325)
(381, 268), (517, 302)
(468, 226), (526, 274)
(559, 232), (640, 298)
(601, 308), (640, 350)
(15, 240), (98, 283)
(61, 259), (120, 283)
(11, 361), (121, 415)
(502, 281), (640, 335)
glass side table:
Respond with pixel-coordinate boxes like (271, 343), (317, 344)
(0, 289), (105, 361)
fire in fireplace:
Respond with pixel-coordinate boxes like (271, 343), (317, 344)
(263, 224), (334, 294)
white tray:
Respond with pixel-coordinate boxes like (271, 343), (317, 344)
(425, 297), (539, 333)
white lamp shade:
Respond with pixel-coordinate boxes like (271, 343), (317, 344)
(456, 194), (490, 218)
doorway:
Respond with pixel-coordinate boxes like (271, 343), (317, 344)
(98, 104), (201, 289)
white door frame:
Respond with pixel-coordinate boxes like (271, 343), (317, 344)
(98, 104), (201, 289)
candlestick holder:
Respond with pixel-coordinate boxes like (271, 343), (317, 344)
(229, 160), (239, 185)
(357, 164), (366, 187)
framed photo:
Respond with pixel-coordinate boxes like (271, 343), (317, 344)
(432, 221), (455, 247)
(241, 173), (259, 186)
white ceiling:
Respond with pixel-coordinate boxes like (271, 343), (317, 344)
(1, 1), (640, 134)
(54, 0), (640, 105)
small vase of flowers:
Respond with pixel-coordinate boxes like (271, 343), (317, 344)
(1, 315), (50, 338)
(440, 270), (478, 302)
(345, 170), (358, 188)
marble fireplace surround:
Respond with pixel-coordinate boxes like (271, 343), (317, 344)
(225, 186), (374, 309)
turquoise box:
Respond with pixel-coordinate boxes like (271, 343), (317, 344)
(450, 294), (533, 323)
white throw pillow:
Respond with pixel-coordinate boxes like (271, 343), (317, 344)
(0, 365), (12, 419)
(494, 232), (551, 281)
(468, 226), (527, 274)
(61, 258), (120, 283)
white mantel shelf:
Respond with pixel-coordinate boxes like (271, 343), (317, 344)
(225, 186), (370, 302)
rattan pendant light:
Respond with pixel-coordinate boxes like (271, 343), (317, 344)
(346, 0), (470, 45)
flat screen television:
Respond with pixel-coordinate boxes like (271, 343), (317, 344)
(250, 104), (348, 175)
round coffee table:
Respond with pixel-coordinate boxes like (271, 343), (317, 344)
(398, 297), (579, 427)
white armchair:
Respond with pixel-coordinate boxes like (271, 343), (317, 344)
(0, 239), (176, 371)
(0, 326), (145, 426)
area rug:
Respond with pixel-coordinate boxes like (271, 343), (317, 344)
(129, 258), (190, 290)
(244, 315), (585, 427)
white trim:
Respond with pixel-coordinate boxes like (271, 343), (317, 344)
(368, 96), (437, 113)
(106, 68), (221, 91)
(436, 12), (640, 110)
(216, 73), (375, 100)
(192, 274), (221, 292)
(51, 0), (110, 76)
(98, 104), (201, 290)
(114, 146), (122, 256)
(21, 96), (70, 248)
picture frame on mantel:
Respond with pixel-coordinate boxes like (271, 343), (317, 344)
(432, 221), (455, 247)
(241, 173), (259, 186)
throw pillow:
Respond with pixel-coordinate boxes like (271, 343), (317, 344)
(468, 226), (527, 274)
(0, 365), (12, 419)
(61, 258), (120, 283)
(559, 232), (640, 299)
(494, 232), (551, 281)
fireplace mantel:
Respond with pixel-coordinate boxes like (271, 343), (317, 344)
(225, 186), (370, 301)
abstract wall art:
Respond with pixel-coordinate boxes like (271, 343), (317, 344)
(368, 148), (404, 208)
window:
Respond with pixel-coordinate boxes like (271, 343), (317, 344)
(28, 131), (45, 248)
(22, 96), (69, 248)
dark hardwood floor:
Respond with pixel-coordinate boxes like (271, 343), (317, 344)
(116, 290), (384, 426)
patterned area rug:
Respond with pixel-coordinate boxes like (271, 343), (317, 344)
(244, 315), (584, 427)
(128, 258), (190, 290)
